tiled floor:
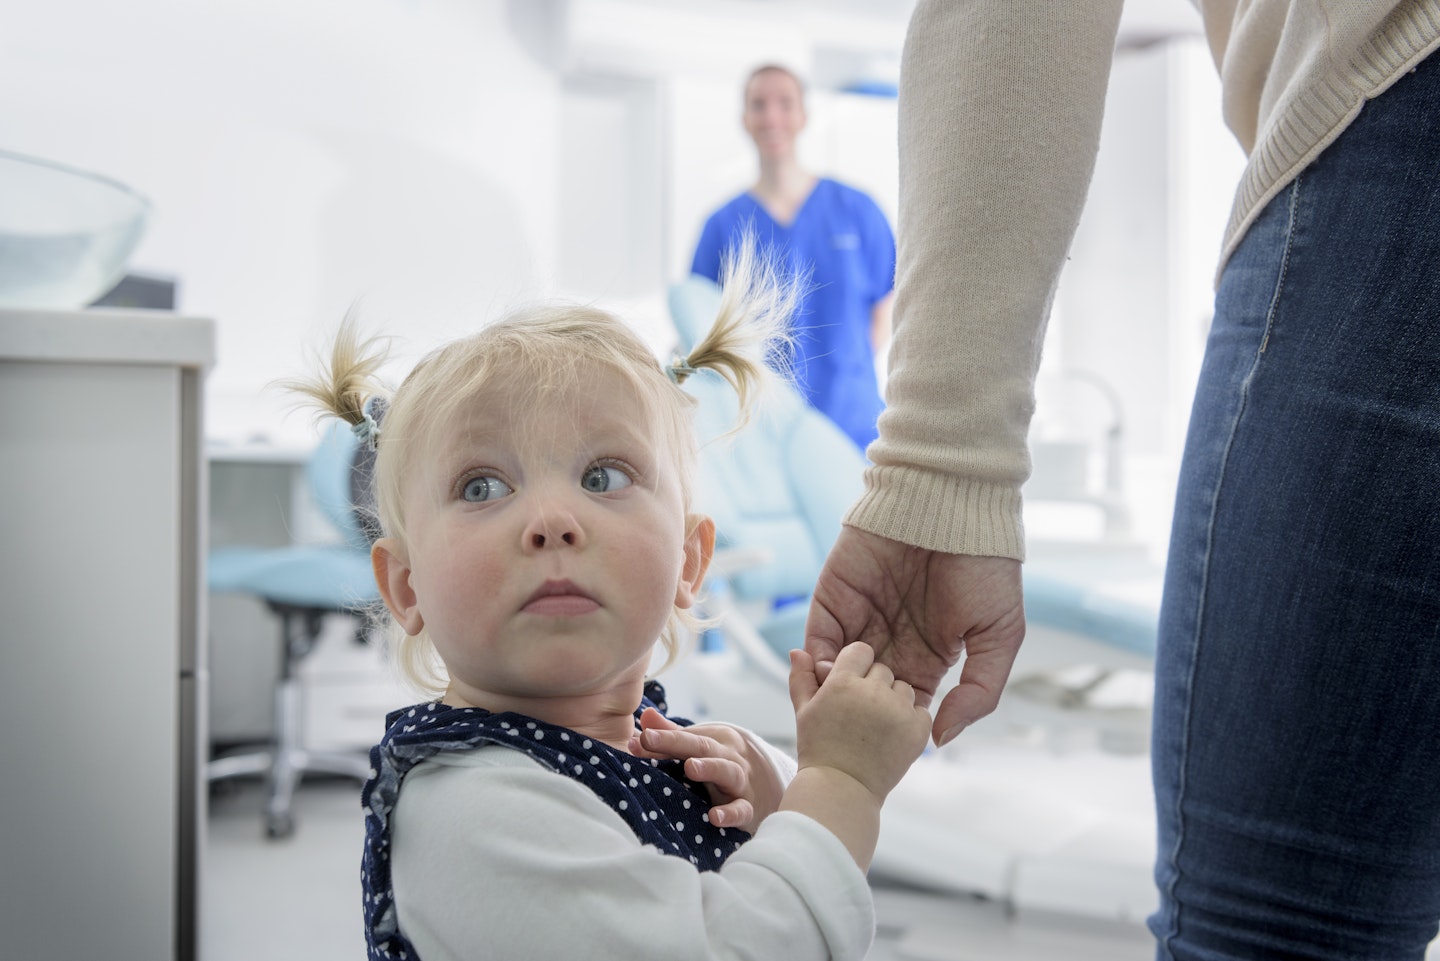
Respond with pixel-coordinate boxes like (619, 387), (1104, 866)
(204, 779), (369, 960)
(202, 776), (1155, 961)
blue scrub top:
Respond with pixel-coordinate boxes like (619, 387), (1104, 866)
(691, 177), (895, 451)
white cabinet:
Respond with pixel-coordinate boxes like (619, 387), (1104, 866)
(0, 308), (212, 961)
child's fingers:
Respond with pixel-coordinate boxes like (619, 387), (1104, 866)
(639, 706), (681, 734)
(830, 641), (876, 677)
(629, 708), (687, 758)
(639, 727), (726, 765)
(707, 797), (754, 831)
(789, 648), (820, 712)
(685, 755), (746, 801)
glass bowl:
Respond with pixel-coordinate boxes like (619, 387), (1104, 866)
(0, 149), (153, 310)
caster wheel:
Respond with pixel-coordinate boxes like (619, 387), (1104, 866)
(264, 813), (295, 840)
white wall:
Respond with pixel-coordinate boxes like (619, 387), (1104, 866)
(1050, 38), (1245, 456)
(5, 0), (1237, 557)
(3, 0), (563, 445)
(2, 0), (910, 445)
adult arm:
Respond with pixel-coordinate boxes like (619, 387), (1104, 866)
(809, 0), (1125, 743)
(393, 750), (873, 961)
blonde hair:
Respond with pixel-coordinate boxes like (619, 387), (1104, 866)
(288, 242), (797, 697)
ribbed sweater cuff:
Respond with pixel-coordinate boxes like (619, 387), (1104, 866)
(843, 465), (1026, 561)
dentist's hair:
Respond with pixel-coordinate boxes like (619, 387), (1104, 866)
(287, 240), (798, 696)
(744, 63), (807, 104)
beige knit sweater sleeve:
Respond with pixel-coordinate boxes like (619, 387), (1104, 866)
(844, 0), (1125, 561)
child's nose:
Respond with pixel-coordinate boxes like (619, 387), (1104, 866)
(530, 529), (576, 549)
(522, 498), (585, 551)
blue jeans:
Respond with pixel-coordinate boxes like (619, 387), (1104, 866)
(1150, 51), (1440, 959)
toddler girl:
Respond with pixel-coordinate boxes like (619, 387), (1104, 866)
(294, 247), (932, 960)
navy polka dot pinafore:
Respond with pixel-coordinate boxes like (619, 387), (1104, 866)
(360, 682), (751, 960)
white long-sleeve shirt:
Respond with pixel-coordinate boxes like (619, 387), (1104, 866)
(846, 0), (1440, 560)
(389, 745), (874, 960)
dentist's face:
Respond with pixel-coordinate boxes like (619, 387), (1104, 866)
(743, 68), (806, 162)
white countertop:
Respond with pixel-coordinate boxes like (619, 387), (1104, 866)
(0, 306), (214, 368)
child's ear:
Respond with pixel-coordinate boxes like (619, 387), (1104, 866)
(373, 538), (425, 636)
(674, 515), (716, 610)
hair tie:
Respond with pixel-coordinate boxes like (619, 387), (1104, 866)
(352, 396), (384, 451)
(667, 356), (697, 385)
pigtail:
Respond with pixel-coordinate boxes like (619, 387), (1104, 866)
(282, 307), (391, 437)
(280, 312), (440, 691)
(676, 237), (801, 423)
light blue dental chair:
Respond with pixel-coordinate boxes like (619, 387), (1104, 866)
(207, 422), (379, 838)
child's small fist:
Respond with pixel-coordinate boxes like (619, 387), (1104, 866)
(789, 644), (933, 801)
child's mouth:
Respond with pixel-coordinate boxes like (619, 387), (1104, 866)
(522, 580), (600, 616)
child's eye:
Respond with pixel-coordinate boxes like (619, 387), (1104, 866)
(580, 465), (632, 493)
(461, 475), (513, 502)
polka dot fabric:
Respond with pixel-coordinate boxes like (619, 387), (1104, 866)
(360, 682), (751, 960)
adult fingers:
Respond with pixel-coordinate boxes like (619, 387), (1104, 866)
(931, 642), (1022, 746)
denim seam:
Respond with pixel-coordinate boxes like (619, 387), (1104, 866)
(1158, 176), (1302, 956)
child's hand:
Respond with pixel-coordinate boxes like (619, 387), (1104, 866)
(627, 708), (783, 834)
(789, 643), (932, 802)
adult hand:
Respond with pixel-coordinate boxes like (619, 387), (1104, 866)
(627, 708), (784, 834)
(805, 526), (1025, 746)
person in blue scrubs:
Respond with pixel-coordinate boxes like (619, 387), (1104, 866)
(691, 64), (896, 452)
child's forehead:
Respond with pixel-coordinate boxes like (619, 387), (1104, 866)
(432, 363), (664, 448)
